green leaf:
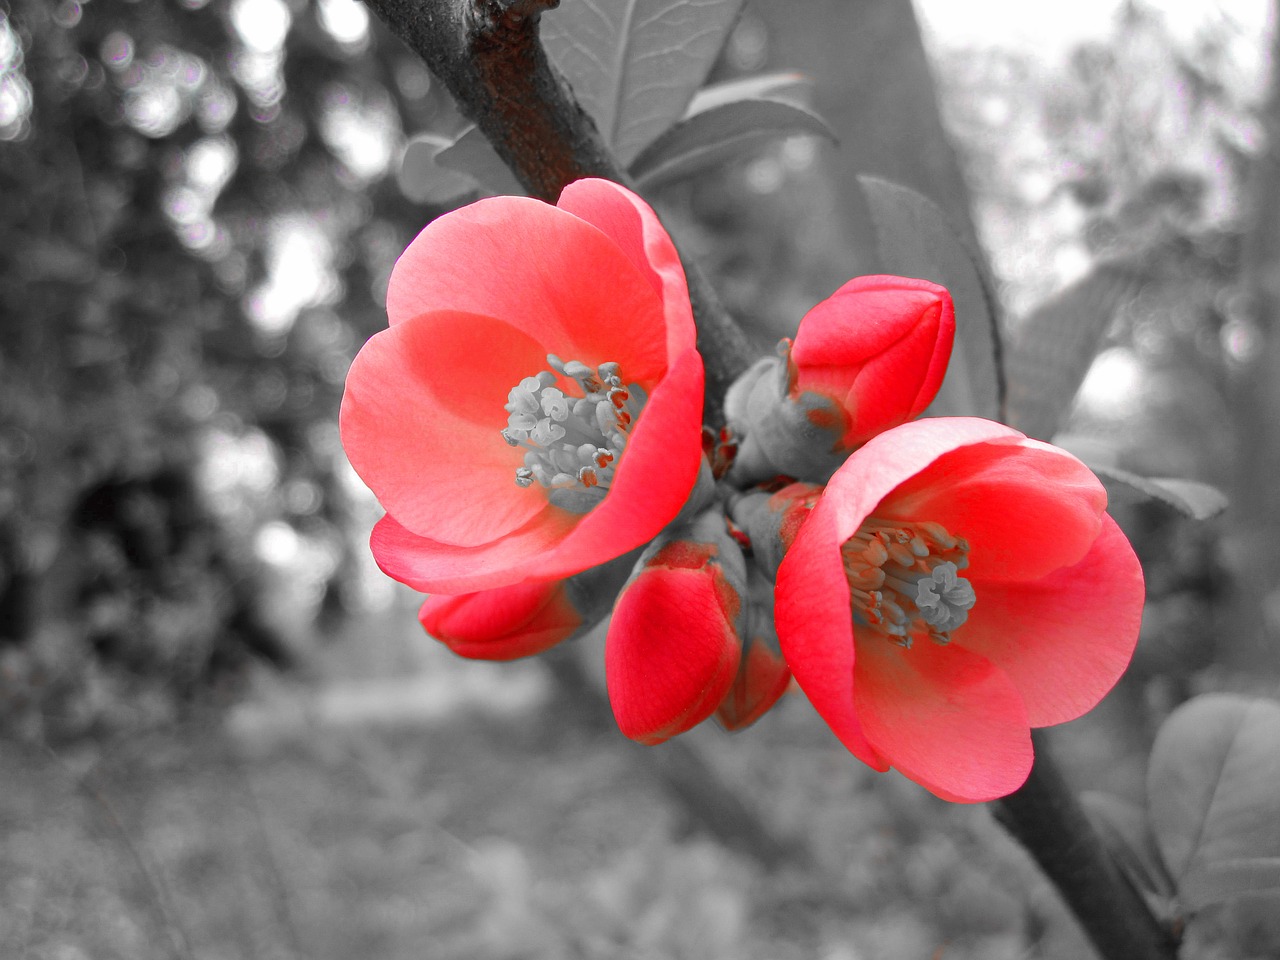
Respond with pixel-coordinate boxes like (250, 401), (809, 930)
(397, 133), (484, 205)
(433, 126), (525, 197)
(1148, 695), (1280, 910)
(682, 71), (815, 114)
(1088, 463), (1228, 521)
(541, 0), (746, 165)
(1005, 257), (1149, 440)
(631, 98), (835, 190)
(855, 176), (1004, 420)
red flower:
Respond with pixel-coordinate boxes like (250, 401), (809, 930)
(727, 276), (954, 484)
(606, 513), (747, 745)
(341, 179), (705, 594)
(774, 418), (1144, 802)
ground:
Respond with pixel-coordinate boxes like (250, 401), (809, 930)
(0, 598), (1158, 960)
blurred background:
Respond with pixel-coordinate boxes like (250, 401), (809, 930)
(1, 0), (1277, 957)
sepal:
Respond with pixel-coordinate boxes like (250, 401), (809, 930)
(728, 482), (824, 579)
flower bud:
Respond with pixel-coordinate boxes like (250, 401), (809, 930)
(726, 276), (954, 485)
(606, 510), (748, 745)
(420, 551), (637, 660)
(728, 482), (824, 579)
(715, 568), (792, 731)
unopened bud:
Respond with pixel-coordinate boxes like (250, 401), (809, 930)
(605, 510), (748, 745)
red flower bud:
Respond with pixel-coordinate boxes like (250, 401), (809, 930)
(727, 276), (954, 485)
(420, 549), (638, 660)
(419, 580), (583, 661)
(728, 482), (824, 578)
(715, 569), (792, 731)
(606, 512), (747, 745)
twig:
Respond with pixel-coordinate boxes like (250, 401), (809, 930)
(991, 730), (1179, 960)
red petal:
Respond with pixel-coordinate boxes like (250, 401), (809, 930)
(818, 418), (1022, 540)
(956, 515), (1144, 727)
(555, 179), (697, 360)
(419, 580), (582, 661)
(386, 194), (669, 384)
(775, 502), (888, 770)
(853, 635), (1033, 802)
(880, 435), (1107, 582)
(340, 310), (549, 545)
(606, 564), (741, 745)
(371, 510), (577, 595)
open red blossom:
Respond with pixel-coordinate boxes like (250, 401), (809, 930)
(774, 418), (1144, 802)
(341, 179), (705, 595)
(727, 276), (954, 485)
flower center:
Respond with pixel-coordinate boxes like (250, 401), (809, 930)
(501, 354), (647, 514)
(841, 517), (976, 649)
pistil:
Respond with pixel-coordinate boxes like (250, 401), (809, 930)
(501, 354), (647, 513)
(841, 517), (976, 648)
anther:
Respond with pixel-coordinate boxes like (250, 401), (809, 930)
(843, 517), (975, 649)
(501, 355), (644, 511)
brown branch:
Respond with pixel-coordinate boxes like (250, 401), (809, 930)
(361, 0), (755, 419)
(992, 731), (1179, 960)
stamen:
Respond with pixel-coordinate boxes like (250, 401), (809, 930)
(498, 354), (646, 514)
(843, 517), (975, 648)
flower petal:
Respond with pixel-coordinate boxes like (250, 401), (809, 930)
(340, 310), (549, 545)
(370, 510), (578, 596)
(555, 179), (697, 360)
(775, 502), (889, 770)
(880, 435), (1107, 582)
(819, 418), (1023, 541)
(606, 561), (741, 745)
(386, 194), (670, 383)
(853, 636), (1033, 802)
(956, 515), (1144, 727)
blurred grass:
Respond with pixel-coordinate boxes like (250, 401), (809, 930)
(0, 604), (1104, 960)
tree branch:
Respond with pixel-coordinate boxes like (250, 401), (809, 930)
(992, 731), (1179, 960)
(361, 0), (754, 419)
